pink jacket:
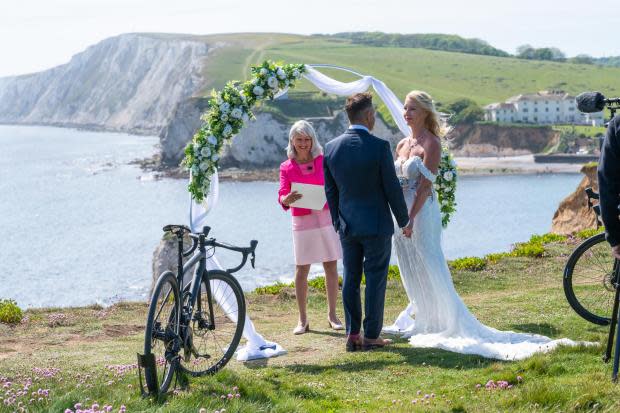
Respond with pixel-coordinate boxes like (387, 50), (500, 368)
(278, 155), (329, 216)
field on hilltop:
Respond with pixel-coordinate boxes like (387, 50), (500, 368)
(201, 34), (620, 106)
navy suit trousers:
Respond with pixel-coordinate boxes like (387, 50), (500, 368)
(340, 233), (392, 339)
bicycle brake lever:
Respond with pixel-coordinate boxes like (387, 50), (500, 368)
(251, 252), (256, 269)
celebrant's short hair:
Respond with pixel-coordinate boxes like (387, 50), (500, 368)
(287, 120), (323, 159)
(345, 92), (373, 123)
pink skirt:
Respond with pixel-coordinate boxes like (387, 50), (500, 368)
(292, 209), (342, 265)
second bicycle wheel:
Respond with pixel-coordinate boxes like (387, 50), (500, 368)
(179, 270), (246, 376)
(564, 232), (617, 326)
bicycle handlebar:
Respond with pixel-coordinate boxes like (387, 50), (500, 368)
(164, 224), (257, 272)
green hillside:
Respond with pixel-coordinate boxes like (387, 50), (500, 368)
(201, 35), (620, 107)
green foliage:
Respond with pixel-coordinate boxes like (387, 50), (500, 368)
(332, 32), (510, 57)
(529, 233), (567, 244)
(387, 265), (401, 280)
(575, 227), (605, 240)
(0, 299), (23, 325)
(442, 98), (485, 125)
(594, 56), (620, 67)
(517, 45), (566, 61)
(450, 256), (487, 271)
(512, 242), (545, 258)
(261, 91), (345, 120)
(307, 275), (344, 292)
(253, 282), (293, 295)
(485, 252), (511, 263)
(375, 102), (398, 130)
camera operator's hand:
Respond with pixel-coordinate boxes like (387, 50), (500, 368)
(612, 245), (620, 260)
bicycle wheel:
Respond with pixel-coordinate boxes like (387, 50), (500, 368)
(564, 233), (616, 326)
(144, 271), (181, 394)
(179, 270), (246, 376)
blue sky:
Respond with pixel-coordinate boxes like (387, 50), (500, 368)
(0, 0), (618, 77)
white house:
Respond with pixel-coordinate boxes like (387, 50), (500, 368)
(484, 90), (604, 126)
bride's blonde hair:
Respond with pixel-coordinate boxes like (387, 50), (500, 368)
(406, 90), (448, 138)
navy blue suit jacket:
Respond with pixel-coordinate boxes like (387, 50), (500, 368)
(323, 128), (409, 237)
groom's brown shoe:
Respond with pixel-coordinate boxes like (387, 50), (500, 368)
(345, 334), (363, 352)
(362, 336), (393, 351)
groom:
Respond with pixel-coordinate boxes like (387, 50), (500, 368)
(324, 92), (410, 351)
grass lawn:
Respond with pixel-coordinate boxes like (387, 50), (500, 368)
(2, 238), (620, 412)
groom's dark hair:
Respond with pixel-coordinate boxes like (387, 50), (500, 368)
(345, 92), (373, 123)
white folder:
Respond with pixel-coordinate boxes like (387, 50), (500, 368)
(290, 183), (327, 210)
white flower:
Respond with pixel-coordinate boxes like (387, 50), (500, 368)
(219, 102), (230, 113)
(240, 92), (247, 102)
(253, 85), (264, 96)
(211, 153), (220, 162)
(207, 135), (218, 145)
(230, 108), (243, 119)
(191, 165), (200, 175)
(443, 171), (453, 182)
(259, 68), (268, 76)
(267, 76), (278, 89)
(251, 78), (258, 85)
(285, 79), (290, 87)
(434, 184), (440, 191)
(223, 124), (233, 137)
(242, 113), (249, 122)
(199, 161), (210, 172)
(292, 69), (300, 78)
(450, 159), (457, 167)
(200, 147), (211, 157)
(445, 185), (453, 192)
(192, 145), (200, 157)
(276, 68), (286, 79)
(220, 114), (228, 122)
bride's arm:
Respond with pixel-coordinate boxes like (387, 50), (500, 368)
(407, 142), (440, 226)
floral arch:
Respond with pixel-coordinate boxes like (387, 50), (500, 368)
(183, 61), (457, 227)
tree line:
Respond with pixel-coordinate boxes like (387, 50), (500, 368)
(321, 32), (619, 67)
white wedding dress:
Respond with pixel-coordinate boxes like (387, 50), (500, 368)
(383, 156), (579, 360)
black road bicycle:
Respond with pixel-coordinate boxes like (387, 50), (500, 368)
(137, 225), (257, 395)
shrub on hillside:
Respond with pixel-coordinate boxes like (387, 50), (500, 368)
(512, 242), (545, 258)
(450, 257), (487, 271)
(253, 282), (293, 295)
(307, 275), (343, 292)
(529, 233), (567, 244)
(575, 227), (604, 240)
(485, 252), (511, 263)
(0, 299), (23, 325)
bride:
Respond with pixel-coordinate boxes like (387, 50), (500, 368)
(383, 90), (577, 360)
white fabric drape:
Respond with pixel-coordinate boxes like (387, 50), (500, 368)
(189, 170), (286, 361)
(303, 65), (409, 137)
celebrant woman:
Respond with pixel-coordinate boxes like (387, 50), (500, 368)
(278, 120), (343, 335)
